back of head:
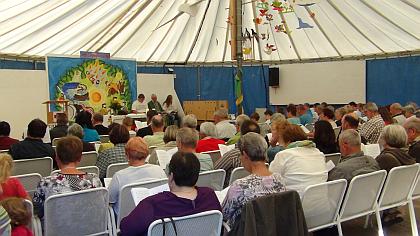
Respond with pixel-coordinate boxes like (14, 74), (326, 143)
(27, 119), (47, 138)
(55, 113), (68, 125)
(199, 122), (217, 138)
(271, 119), (290, 133)
(314, 120), (336, 146)
(56, 136), (83, 165)
(146, 110), (158, 123)
(286, 104), (297, 116)
(176, 127), (198, 148)
(67, 123), (84, 139)
(281, 124), (307, 144)
(339, 129), (361, 148)
(378, 106), (393, 123)
(390, 103), (402, 112)
(240, 120), (261, 135)
(168, 151), (200, 187)
(182, 114), (198, 129)
(236, 114), (250, 128)
(164, 125), (178, 143)
(271, 113), (286, 123)
(109, 124), (130, 144)
(264, 109), (273, 116)
(125, 137), (149, 161)
(0, 197), (31, 227)
(0, 121), (11, 136)
(214, 109), (229, 119)
(403, 105), (415, 115)
(381, 124), (407, 148)
(365, 102), (379, 113)
(150, 115), (164, 130)
(404, 118), (420, 133)
(75, 111), (94, 129)
(122, 117), (134, 127)
(322, 108), (335, 120)
(0, 154), (13, 183)
(250, 112), (260, 122)
(343, 115), (359, 129)
(238, 133), (267, 162)
(92, 113), (104, 123)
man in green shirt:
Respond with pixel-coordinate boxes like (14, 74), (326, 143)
(147, 94), (163, 112)
(226, 114), (250, 145)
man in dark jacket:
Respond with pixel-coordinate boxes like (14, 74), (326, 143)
(404, 118), (420, 162)
(92, 113), (109, 135)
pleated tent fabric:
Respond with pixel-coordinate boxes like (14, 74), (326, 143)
(0, 0), (419, 63)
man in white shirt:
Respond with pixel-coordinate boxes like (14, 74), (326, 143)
(214, 108), (236, 140)
(108, 137), (166, 216)
(131, 94), (147, 113)
(390, 103), (406, 125)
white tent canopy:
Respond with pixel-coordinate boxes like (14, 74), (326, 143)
(0, 0), (419, 63)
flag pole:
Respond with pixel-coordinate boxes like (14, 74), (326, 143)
(230, 0), (243, 115)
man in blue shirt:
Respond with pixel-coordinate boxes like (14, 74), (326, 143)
(298, 104), (312, 126)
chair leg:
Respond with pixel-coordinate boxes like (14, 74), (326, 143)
(337, 222), (343, 236)
(408, 200), (419, 236)
(364, 215), (370, 229)
(375, 209), (384, 236)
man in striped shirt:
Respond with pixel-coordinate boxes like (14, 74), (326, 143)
(360, 102), (385, 144)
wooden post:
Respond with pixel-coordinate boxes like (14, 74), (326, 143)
(233, 0), (243, 114)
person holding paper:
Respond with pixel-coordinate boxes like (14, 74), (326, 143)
(108, 137), (166, 216)
(196, 122), (225, 153)
(222, 133), (286, 229)
(143, 115), (165, 147)
(148, 125), (178, 165)
(131, 94), (147, 113)
(214, 109), (236, 140)
(136, 110), (158, 138)
(328, 130), (379, 182)
(120, 152), (221, 236)
(226, 114), (250, 146)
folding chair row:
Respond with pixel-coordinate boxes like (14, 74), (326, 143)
(50, 166), (99, 176)
(302, 164), (420, 236)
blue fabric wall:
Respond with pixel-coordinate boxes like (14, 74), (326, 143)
(366, 56), (420, 106)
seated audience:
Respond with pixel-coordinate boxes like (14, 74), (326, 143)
(136, 110), (158, 138)
(0, 154), (29, 201)
(341, 115), (368, 144)
(222, 133), (286, 228)
(334, 107), (347, 127)
(214, 109), (236, 140)
(313, 120), (338, 154)
(403, 118), (420, 162)
(162, 95), (178, 125)
(148, 125), (178, 165)
(264, 109), (274, 126)
(403, 105), (417, 122)
(0, 205), (11, 234)
(250, 112), (260, 123)
(120, 152), (221, 236)
(122, 117), (136, 136)
(175, 128), (213, 172)
(215, 120), (261, 187)
(49, 113), (68, 141)
(286, 104), (301, 125)
(270, 124), (327, 196)
(196, 122), (225, 153)
(10, 119), (55, 161)
(390, 103), (406, 125)
(226, 114), (250, 145)
(0, 121), (18, 150)
(376, 125), (415, 172)
(75, 111), (100, 142)
(267, 120), (290, 163)
(147, 94), (163, 112)
(33, 136), (101, 219)
(182, 114), (198, 130)
(131, 94), (147, 113)
(298, 104), (312, 126)
(109, 137), (166, 216)
(97, 123), (120, 153)
(0, 197), (33, 236)
(144, 115), (165, 147)
(92, 113), (109, 135)
(360, 102), (385, 144)
(329, 130), (380, 181)
(379, 106), (395, 126)
(67, 124), (95, 152)
(320, 108), (337, 128)
(96, 124), (130, 178)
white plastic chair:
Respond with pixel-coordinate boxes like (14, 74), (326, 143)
(100, 135), (110, 143)
(0, 149), (8, 154)
(376, 164), (420, 236)
(106, 162), (129, 178)
(147, 210), (223, 236)
(44, 188), (111, 236)
(201, 150), (222, 164)
(301, 179), (347, 232)
(325, 153), (341, 166)
(12, 157), (53, 177)
(196, 169), (226, 191)
(229, 167), (250, 185)
(337, 170), (387, 236)
(13, 173), (42, 198)
(79, 151), (98, 167)
(333, 127), (341, 139)
(23, 199), (42, 236)
(51, 166), (99, 176)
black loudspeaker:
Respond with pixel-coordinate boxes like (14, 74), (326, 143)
(269, 67), (279, 87)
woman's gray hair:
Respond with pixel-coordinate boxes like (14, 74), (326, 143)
(365, 102), (378, 112)
(380, 124), (408, 148)
(163, 125), (178, 143)
(182, 114), (197, 129)
(271, 113), (286, 123)
(67, 123), (84, 139)
(238, 132), (267, 161)
(176, 127), (199, 148)
(200, 122), (217, 137)
(236, 114), (250, 128)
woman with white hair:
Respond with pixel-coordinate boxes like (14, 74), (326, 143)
(376, 124), (415, 172)
(196, 122), (225, 153)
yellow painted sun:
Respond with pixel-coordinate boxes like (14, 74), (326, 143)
(89, 88), (104, 105)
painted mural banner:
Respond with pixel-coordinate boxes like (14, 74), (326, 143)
(47, 56), (136, 117)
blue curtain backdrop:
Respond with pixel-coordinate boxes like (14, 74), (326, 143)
(366, 56), (420, 106)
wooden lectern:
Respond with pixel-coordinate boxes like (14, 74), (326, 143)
(43, 100), (70, 124)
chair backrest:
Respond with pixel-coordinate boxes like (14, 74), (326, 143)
(196, 169), (226, 191)
(324, 153), (341, 166)
(229, 167), (250, 185)
(147, 210), (223, 236)
(79, 151), (98, 167)
(0, 149), (8, 154)
(51, 166), (99, 176)
(106, 162), (129, 178)
(333, 127), (341, 139)
(378, 164), (420, 209)
(339, 170), (387, 221)
(118, 179), (168, 227)
(412, 173), (420, 200)
(13, 173), (42, 198)
(23, 199), (35, 232)
(99, 135), (110, 143)
(44, 188), (109, 236)
(51, 138), (61, 146)
(302, 179), (347, 231)
(12, 157), (53, 177)
(201, 150), (222, 164)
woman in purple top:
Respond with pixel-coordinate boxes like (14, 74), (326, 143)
(120, 151), (222, 236)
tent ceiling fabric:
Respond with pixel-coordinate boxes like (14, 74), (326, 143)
(0, 0), (419, 63)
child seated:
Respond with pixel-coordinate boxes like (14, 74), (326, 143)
(0, 198), (33, 236)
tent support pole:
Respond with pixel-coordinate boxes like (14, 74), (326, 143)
(231, 0), (243, 115)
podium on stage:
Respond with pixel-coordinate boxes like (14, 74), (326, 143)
(43, 100), (70, 124)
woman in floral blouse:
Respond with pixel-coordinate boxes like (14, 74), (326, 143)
(222, 133), (286, 228)
(33, 136), (101, 219)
